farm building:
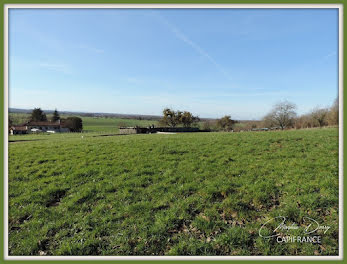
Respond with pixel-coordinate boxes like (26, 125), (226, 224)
(118, 127), (149, 135)
(9, 120), (70, 135)
(9, 126), (28, 135)
(26, 120), (70, 133)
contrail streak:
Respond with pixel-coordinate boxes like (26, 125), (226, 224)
(152, 12), (232, 80)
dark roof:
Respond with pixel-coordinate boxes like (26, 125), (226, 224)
(26, 121), (61, 127)
(11, 126), (27, 131)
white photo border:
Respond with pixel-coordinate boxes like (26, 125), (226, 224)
(3, 3), (344, 261)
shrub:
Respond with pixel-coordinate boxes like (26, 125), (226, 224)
(64, 117), (83, 132)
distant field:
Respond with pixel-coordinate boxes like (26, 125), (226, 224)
(82, 117), (158, 133)
(8, 128), (339, 256)
(9, 112), (159, 133)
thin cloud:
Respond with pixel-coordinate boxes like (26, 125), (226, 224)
(194, 90), (287, 99)
(79, 44), (104, 54)
(126, 77), (142, 84)
(10, 57), (72, 74)
(324, 51), (336, 59)
(152, 12), (232, 81)
(39, 63), (72, 74)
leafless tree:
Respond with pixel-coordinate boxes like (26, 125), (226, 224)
(264, 100), (297, 130)
(311, 107), (329, 127)
(328, 98), (339, 126)
(294, 114), (315, 129)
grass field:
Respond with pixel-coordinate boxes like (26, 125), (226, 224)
(8, 127), (339, 256)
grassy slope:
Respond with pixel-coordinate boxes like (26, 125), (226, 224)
(8, 128), (338, 256)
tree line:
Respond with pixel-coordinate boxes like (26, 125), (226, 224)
(10, 99), (338, 134)
(158, 108), (238, 132)
(262, 99), (338, 130)
(197, 98), (338, 132)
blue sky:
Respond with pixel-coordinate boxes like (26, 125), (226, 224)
(9, 8), (338, 119)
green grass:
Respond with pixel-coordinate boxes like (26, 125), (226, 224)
(8, 128), (339, 256)
(9, 113), (31, 125)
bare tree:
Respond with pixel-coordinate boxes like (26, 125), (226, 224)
(294, 114), (315, 129)
(262, 113), (277, 128)
(311, 107), (329, 127)
(264, 101), (297, 130)
(328, 98), (339, 126)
